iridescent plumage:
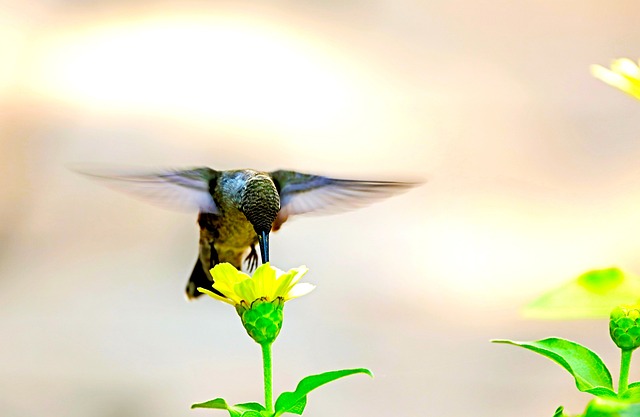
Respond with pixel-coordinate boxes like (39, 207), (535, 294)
(79, 167), (416, 299)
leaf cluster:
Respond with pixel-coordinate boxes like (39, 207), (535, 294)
(191, 368), (372, 417)
(493, 338), (640, 416)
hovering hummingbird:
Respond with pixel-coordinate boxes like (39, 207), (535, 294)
(80, 167), (415, 299)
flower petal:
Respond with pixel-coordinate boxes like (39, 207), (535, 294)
(235, 278), (258, 303)
(251, 263), (277, 299)
(611, 58), (640, 79)
(285, 283), (316, 300)
(211, 263), (249, 286)
(271, 265), (287, 277)
(592, 62), (640, 100)
(198, 263), (313, 306)
(591, 65), (628, 88)
(279, 265), (309, 295)
(198, 287), (236, 305)
(210, 263), (249, 302)
(288, 266), (309, 286)
(273, 267), (308, 298)
(272, 271), (297, 298)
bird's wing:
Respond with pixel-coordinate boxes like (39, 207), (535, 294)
(269, 170), (418, 230)
(74, 166), (219, 213)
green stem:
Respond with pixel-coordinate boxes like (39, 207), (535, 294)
(619, 349), (632, 396)
(261, 342), (273, 413)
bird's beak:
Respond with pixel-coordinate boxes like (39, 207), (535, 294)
(257, 230), (269, 263)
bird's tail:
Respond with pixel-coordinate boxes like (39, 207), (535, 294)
(185, 258), (222, 300)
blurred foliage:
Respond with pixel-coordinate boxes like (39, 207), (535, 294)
(592, 58), (640, 100)
(523, 268), (640, 319)
(556, 398), (640, 417)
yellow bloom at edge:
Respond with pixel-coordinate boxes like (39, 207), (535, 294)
(198, 262), (315, 306)
(591, 58), (640, 100)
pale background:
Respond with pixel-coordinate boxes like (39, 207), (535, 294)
(2, 1), (640, 416)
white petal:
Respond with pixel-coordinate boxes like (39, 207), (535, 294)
(271, 265), (286, 277)
(613, 58), (640, 79)
(289, 266), (309, 286)
(285, 283), (316, 300)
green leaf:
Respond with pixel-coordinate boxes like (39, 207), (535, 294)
(553, 406), (566, 417)
(493, 338), (615, 397)
(235, 403), (266, 412)
(280, 396), (306, 415)
(578, 268), (625, 293)
(620, 384), (640, 402)
(274, 368), (372, 416)
(584, 397), (640, 416)
(191, 398), (240, 417)
(191, 398), (266, 417)
(191, 398), (233, 411)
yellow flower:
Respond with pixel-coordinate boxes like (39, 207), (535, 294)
(199, 263), (314, 344)
(198, 262), (314, 306)
(591, 58), (640, 100)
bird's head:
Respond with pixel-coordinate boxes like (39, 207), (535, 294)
(240, 174), (280, 264)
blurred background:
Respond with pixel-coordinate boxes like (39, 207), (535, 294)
(2, 1), (640, 416)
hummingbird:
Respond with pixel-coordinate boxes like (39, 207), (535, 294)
(79, 167), (415, 299)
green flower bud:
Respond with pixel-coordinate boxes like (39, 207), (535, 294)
(236, 297), (284, 345)
(610, 305), (640, 351)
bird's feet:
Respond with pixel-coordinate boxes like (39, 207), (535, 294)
(244, 244), (259, 271)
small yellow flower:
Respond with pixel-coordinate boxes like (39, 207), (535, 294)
(199, 263), (314, 344)
(198, 262), (314, 306)
(591, 58), (640, 100)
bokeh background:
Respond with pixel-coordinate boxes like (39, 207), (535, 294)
(2, 1), (640, 416)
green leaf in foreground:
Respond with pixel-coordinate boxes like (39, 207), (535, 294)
(584, 397), (640, 416)
(620, 382), (640, 402)
(627, 382), (640, 390)
(553, 405), (566, 417)
(191, 398), (266, 417)
(493, 338), (616, 398)
(274, 368), (372, 416)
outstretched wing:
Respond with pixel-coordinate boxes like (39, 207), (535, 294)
(269, 170), (418, 230)
(74, 166), (219, 213)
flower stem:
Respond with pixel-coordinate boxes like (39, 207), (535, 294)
(261, 342), (273, 412)
(619, 349), (632, 396)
